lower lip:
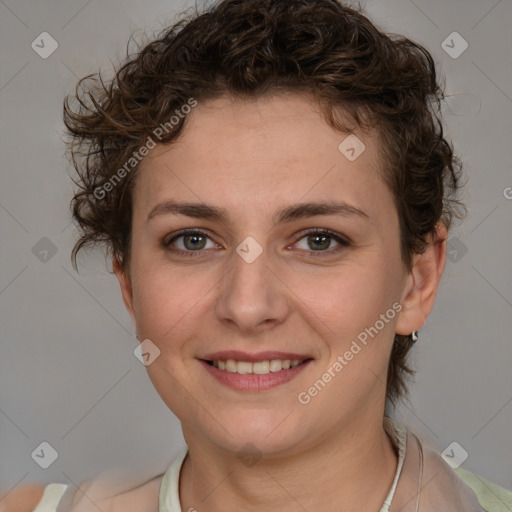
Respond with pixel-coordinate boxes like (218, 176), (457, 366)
(199, 359), (313, 391)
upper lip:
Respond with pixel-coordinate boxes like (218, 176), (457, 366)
(200, 350), (313, 363)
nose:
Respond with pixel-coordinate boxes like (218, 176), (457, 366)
(214, 243), (290, 335)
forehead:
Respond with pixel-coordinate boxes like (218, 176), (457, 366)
(134, 93), (393, 225)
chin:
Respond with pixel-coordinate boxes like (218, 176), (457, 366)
(200, 408), (312, 458)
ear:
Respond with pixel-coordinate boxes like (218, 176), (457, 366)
(395, 222), (448, 336)
(113, 258), (136, 324)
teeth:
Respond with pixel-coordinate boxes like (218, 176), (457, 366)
(237, 361), (253, 374)
(269, 359), (283, 372)
(225, 359), (237, 372)
(253, 361), (269, 374)
(210, 358), (306, 375)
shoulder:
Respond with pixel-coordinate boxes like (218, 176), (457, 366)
(108, 474), (164, 512)
(412, 431), (512, 512)
(454, 467), (512, 512)
(68, 474), (164, 512)
(0, 484), (46, 512)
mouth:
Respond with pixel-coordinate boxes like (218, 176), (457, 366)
(198, 352), (313, 391)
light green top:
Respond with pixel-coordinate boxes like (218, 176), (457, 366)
(453, 466), (512, 512)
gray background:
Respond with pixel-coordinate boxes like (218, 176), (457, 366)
(1, 0), (511, 499)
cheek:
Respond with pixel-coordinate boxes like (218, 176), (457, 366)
(130, 257), (211, 348)
(296, 258), (397, 336)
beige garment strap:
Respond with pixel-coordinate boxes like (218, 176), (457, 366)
(31, 484), (69, 512)
(390, 430), (485, 512)
(389, 429), (422, 512)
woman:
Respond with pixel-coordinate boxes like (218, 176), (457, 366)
(10, 0), (511, 510)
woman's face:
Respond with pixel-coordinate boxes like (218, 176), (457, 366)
(116, 93), (414, 456)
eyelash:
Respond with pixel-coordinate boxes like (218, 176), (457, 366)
(163, 228), (350, 258)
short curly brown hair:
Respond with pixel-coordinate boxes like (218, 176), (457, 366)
(64, 0), (465, 407)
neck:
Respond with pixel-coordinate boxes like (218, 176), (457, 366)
(179, 414), (398, 512)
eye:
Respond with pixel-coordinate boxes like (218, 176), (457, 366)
(164, 229), (217, 256)
(293, 229), (349, 256)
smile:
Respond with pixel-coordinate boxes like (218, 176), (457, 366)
(200, 355), (313, 391)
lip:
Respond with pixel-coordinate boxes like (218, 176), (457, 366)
(199, 354), (314, 391)
(201, 350), (312, 363)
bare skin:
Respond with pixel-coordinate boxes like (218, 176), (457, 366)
(114, 92), (447, 511)
(0, 484), (46, 512)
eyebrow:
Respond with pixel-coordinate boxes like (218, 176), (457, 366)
(146, 199), (369, 226)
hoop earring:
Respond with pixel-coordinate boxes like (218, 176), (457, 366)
(411, 331), (418, 342)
